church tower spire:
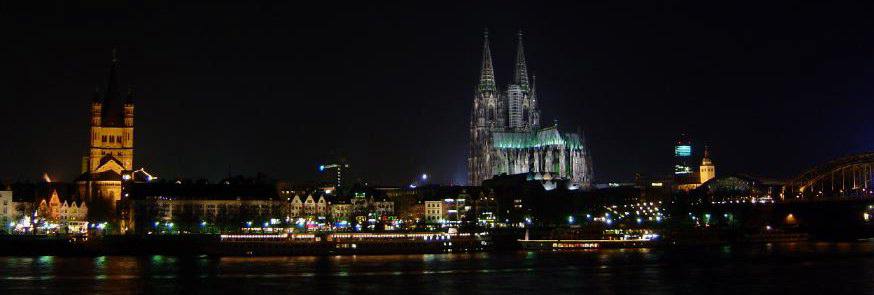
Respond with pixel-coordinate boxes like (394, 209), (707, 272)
(101, 49), (123, 127)
(79, 48), (135, 211)
(514, 30), (530, 92)
(699, 145), (716, 184)
(478, 29), (496, 93)
(530, 73), (540, 128)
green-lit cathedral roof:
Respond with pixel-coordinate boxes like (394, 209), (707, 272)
(492, 127), (583, 149)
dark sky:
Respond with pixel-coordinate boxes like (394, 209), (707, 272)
(2, 1), (873, 185)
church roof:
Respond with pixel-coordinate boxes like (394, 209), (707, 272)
(98, 154), (125, 168)
(492, 127), (583, 149)
(75, 170), (124, 182)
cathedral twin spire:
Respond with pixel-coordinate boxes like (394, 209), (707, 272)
(478, 29), (497, 94)
(514, 30), (529, 92)
(478, 29), (531, 94)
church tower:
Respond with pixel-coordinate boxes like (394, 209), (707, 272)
(77, 50), (135, 209)
(469, 29), (498, 185)
(699, 146), (716, 184)
(506, 30), (539, 131)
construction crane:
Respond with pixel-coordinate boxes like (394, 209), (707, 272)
(319, 163), (350, 188)
(123, 168), (158, 182)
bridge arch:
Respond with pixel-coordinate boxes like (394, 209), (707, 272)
(786, 152), (874, 200)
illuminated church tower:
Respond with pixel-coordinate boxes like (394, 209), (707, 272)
(76, 50), (135, 208)
(468, 29), (500, 186)
(699, 146), (716, 184)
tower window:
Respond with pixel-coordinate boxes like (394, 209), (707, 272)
(102, 135), (107, 142)
(117, 136), (122, 143)
(109, 136), (115, 143)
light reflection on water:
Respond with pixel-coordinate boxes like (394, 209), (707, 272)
(0, 242), (874, 294)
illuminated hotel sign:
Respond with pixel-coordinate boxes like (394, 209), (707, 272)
(675, 145), (691, 157)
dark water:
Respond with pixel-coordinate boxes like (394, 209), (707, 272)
(2, 242), (874, 294)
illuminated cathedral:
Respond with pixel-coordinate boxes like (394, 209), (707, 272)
(468, 30), (593, 189)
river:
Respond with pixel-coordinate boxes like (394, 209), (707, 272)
(1, 242), (873, 294)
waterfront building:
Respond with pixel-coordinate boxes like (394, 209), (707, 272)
(423, 194), (472, 225)
(37, 190), (62, 220)
(59, 200), (88, 223)
(0, 190), (12, 230)
(124, 181), (399, 233)
(387, 185), (495, 226)
(328, 195), (353, 222)
(301, 195), (328, 217)
(372, 197), (394, 218)
(468, 30), (593, 189)
(35, 190), (88, 233)
(352, 193), (369, 215)
(290, 195), (303, 217)
(125, 182), (282, 233)
(75, 51), (135, 213)
(424, 200), (445, 223)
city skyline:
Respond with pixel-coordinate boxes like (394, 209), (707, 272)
(3, 2), (874, 185)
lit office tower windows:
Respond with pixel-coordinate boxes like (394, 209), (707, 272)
(674, 134), (693, 176)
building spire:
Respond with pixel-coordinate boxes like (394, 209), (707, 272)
(101, 48), (123, 126)
(106, 49), (120, 101)
(92, 86), (101, 103)
(125, 84), (135, 104)
(514, 29), (530, 91)
(701, 145), (713, 166)
(531, 74), (537, 96)
(478, 28), (496, 94)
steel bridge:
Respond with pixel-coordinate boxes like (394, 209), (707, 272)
(785, 152), (874, 200)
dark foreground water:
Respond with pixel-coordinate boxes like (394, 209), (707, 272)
(1, 242), (874, 294)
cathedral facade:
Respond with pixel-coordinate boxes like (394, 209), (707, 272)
(468, 31), (593, 189)
(75, 51), (135, 208)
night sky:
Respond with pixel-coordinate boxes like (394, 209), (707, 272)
(2, 1), (873, 185)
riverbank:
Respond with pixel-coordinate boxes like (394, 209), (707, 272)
(0, 232), (495, 256)
(0, 229), (823, 256)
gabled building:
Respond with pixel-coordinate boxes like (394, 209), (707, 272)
(37, 190), (88, 222)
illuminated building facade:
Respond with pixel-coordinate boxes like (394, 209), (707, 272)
(0, 190), (12, 229)
(76, 51), (135, 209)
(468, 30), (593, 189)
(125, 182), (398, 233)
(423, 193), (473, 225)
(424, 200), (445, 223)
(674, 134), (693, 177)
(37, 190), (88, 223)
